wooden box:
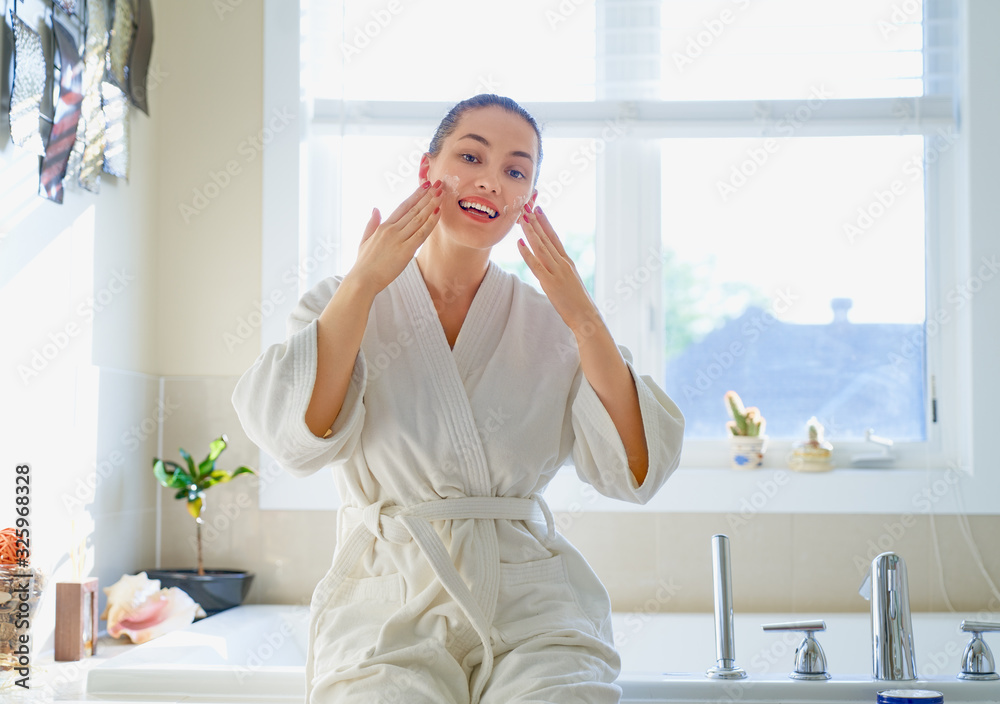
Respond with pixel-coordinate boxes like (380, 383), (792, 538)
(55, 579), (98, 661)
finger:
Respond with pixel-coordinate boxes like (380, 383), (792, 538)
(395, 181), (443, 233)
(533, 206), (568, 258)
(360, 208), (381, 246)
(524, 207), (559, 263)
(386, 180), (440, 224)
(399, 187), (443, 241)
(409, 201), (442, 248)
(516, 237), (543, 279)
(520, 212), (556, 271)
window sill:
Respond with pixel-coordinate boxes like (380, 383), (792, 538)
(543, 463), (988, 516)
(260, 457), (989, 516)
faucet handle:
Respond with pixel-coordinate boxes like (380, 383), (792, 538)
(961, 620), (1000, 633)
(762, 620), (826, 633)
(761, 620), (831, 680)
(957, 620), (1000, 681)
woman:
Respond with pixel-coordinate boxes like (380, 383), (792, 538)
(233, 94), (684, 704)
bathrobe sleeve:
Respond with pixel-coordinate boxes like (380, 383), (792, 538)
(570, 345), (684, 504)
(231, 278), (367, 478)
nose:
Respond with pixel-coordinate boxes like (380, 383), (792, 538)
(476, 168), (501, 194)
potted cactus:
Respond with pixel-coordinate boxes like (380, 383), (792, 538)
(724, 391), (768, 469)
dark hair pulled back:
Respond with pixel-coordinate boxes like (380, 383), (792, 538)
(428, 94), (542, 183)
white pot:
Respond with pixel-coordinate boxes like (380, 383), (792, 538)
(729, 435), (767, 470)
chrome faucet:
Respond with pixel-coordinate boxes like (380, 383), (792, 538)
(706, 534), (746, 679)
(859, 552), (917, 680)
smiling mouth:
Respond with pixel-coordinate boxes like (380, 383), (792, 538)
(458, 200), (499, 219)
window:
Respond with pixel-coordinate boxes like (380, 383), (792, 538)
(661, 135), (928, 443)
(260, 0), (976, 513)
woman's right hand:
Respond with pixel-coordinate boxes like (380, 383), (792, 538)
(346, 180), (443, 297)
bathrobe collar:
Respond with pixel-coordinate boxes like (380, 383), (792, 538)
(395, 257), (511, 498)
(399, 257), (508, 377)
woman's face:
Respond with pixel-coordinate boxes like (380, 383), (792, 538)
(421, 106), (539, 251)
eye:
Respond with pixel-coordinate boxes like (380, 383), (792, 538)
(461, 153), (479, 163)
(508, 169), (526, 180)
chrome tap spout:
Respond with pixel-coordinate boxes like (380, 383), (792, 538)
(860, 552), (917, 680)
(706, 534), (746, 679)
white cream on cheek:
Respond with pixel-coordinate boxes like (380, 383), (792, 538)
(499, 194), (531, 218)
(440, 169), (530, 219)
(506, 193), (531, 218)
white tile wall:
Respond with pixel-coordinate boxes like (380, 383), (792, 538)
(154, 375), (1000, 617)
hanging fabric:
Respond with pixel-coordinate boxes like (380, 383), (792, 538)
(101, 80), (129, 179)
(8, 10), (46, 155)
(102, 0), (133, 179)
(108, 0), (135, 93)
(39, 17), (84, 203)
(127, 0), (152, 114)
(78, 0), (111, 191)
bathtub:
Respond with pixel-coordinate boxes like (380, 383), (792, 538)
(86, 604), (1000, 703)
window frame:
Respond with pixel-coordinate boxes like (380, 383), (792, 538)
(259, 0), (999, 515)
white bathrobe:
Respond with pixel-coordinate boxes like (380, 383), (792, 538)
(232, 258), (684, 704)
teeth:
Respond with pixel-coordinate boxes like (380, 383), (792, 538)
(459, 200), (497, 218)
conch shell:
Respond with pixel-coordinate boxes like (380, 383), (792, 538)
(100, 572), (206, 644)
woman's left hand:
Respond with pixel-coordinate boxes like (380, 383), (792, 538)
(517, 205), (600, 336)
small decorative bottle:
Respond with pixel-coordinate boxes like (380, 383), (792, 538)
(789, 416), (834, 472)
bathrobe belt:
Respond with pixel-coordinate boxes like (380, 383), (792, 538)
(310, 495), (556, 704)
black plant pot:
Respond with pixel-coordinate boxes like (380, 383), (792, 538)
(145, 569), (254, 616)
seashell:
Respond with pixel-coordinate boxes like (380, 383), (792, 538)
(101, 572), (206, 644)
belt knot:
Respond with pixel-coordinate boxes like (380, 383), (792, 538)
(362, 500), (387, 540)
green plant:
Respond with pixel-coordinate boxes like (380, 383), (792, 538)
(153, 435), (255, 576)
(724, 390), (766, 437)
(806, 415), (824, 444)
